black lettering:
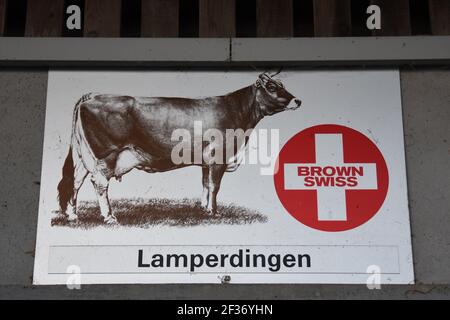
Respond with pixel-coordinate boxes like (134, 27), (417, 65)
(206, 254), (219, 267)
(138, 249), (150, 267)
(190, 254), (204, 272)
(298, 254), (311, 268)
(167, 254), (188, 268)
(151, 254), (164, 268)
(268, 254), (281, 272)
(230, 249), (243, 267)
(283, 254), (296, 267)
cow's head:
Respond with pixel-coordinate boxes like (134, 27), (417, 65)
(254, 71), (301, 116)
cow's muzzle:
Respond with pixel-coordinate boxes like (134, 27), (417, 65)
(286, 98), (302, 110)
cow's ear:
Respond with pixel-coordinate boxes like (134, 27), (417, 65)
(259, 73), (270, 83)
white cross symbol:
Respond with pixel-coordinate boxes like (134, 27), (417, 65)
(284, 134), (378, 221)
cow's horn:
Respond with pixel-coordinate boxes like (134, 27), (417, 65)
(270, 67), (283, 77)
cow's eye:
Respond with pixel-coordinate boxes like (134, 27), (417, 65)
(266, 84), (276, 92)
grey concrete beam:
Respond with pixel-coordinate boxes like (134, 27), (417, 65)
(0, 37), (449, 66)
(1, 284), (450, 300)
(0, 38), (230, 66)
(231, 37), (450, 66)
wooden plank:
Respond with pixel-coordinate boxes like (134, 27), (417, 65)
(256, 0), (293, 37)
(141, 0), (179, 37)
(199, 0), (235, 37)
(371, 0), (411, 36)
(24, 0), (64, 37)
(0, 0), (5, 36)
(313, 0), (351, 37)
(84, 0), (121, 37)
(429, 0), (450, 35)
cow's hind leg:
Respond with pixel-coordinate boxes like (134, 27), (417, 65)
(66, 161), (88, 221)
(91, 172), (116, 224)
(201, 167), (209, 208)
(205, 164), (227, 214)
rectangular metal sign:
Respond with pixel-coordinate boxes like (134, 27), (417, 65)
(33, 69), (414, 284)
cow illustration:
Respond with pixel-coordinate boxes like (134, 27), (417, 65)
(57, 72), (301, 223)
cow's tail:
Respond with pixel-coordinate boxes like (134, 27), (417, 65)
(57, 94), (90, 213)
(57, 146), (75, 213)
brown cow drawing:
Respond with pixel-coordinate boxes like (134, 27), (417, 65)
(57, 72), (301, 223)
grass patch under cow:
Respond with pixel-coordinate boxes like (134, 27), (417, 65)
(51, 198), (268, 228)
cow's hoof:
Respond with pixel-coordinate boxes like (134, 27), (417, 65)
(103, 215), (118, 225)
(67, 213), (78, 222)
(205, 208), (218, 216)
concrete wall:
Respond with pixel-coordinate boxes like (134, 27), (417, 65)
(0, 69), (449, 299)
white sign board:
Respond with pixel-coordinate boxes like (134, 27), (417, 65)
(34, 69), (414, 284)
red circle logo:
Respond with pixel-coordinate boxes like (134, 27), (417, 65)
(274, 124), (388, 232)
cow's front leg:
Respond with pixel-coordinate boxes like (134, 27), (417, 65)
(205, 164), (227, 214)
(91, 172), (116, 224)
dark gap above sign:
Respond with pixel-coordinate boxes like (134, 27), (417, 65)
(236, 0), (256, 37)
(4, 0), (27, 37)
(121, 0), (141, 37)
(410, 0), (431, 35)
(293, 0), (314, 37)
(351, 0), (371, 36)
(179, 0), (199, 37)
